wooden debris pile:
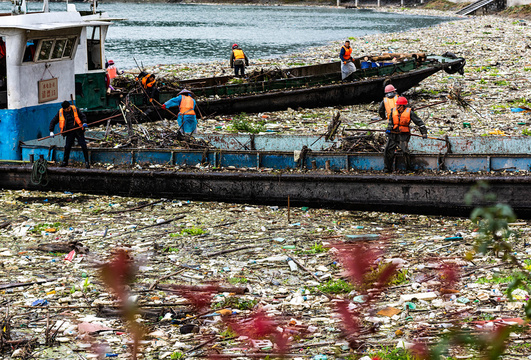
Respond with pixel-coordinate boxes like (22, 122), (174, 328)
(95, 128), (214, 150)
(338, 133), (386, 153)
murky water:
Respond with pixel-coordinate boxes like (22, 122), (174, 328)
(1, 2), (455, 69)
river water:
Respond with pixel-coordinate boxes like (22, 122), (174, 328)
(2, 2), (454, 69)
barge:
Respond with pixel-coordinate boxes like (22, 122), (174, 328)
(2, 133), (530, 218)
(80, 54), (467, 119)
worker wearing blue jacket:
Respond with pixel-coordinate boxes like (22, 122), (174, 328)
(161, 89), (199, 134)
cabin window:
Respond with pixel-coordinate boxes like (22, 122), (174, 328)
(37, 39), (54, 61)
(32, 36), (78, 62)
(23, 40), (37, 62)
(63, 37), (76, 58)
(86, 26), (102, 70)
(51, 39), (66, 58)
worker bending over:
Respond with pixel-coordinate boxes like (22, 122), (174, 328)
(162, 89), (199, 134)
(383, 96), (427, 173)
(340, 40), (356, 80)
(49, 101), (90, 169)
(378, 84), (399, 120)
(230, 44), (249, 78)
(137, 71), (159, 104)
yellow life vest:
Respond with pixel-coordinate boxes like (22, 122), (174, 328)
(233, 49), (245, 60)
(384, 95), (399, 118)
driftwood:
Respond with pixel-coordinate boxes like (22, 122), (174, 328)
(157, 284), (248, 295)
(103, 199), (166, 214)
(33, 240), (88, 254)
(285, 251), (322, 283)
(0, 278), (58, 290)
(205, 245), (259, 258)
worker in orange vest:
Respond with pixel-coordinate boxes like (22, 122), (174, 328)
(161, 89), (199, 134)
(230, 44), (249, 78)
(378, 84), (399, 120)
(383, 96), (427, 173)
(340, 40), (356, 80)
(142, 73), (159, 102)
(105, 59), (122, 93)
(49, 101), (90, 168)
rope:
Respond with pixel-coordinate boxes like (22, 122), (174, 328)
(30, 158), (49, 186)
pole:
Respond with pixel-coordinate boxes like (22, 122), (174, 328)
(38, 114), (123, 141)
(368, 100), (448, 125)
(151, 98), (178, 119)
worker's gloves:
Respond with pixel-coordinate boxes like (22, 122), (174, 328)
(422, 134), (427, 139)
(82, 123), (88, 128)
(149, 98), (153, 103)
(385, 129), (391, 136)
(161, 104), (167, 109)
(49, 131), (55, 138)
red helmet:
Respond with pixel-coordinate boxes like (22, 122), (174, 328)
(232, 44), (238, 49)
(384, 84), (396, 93)
(396, 96), (408, 105)
(108, 60), (114, 65)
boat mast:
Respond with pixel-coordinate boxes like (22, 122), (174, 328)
(90, 0), (98, 14)
(42, 0), (49, 13)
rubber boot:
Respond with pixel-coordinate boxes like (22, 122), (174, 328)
(404, 153), (412, 171)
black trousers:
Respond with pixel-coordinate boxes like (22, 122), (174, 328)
(63, 130), (89, 164)
(384, 133), (411, 171)
(234, 64), (245, 77)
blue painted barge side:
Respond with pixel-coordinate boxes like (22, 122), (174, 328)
(19, 135), (531, 173)
(0, 103), (60, 160)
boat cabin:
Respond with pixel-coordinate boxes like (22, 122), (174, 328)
(0, 0), (113, 160)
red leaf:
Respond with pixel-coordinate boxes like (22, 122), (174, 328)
(336, 300), (360, 335)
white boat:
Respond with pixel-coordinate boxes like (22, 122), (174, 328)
(0, 0), (115, 160)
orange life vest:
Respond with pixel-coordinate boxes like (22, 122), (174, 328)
(233, 49), (245, 60)
(384, 95), (399, 117)
(341, 45), (352, 61)
(142, 75), (155, 89)
(179, 95), (195, 116)
(392, 108), (411, 133)
(59, 105), (83, 132)
(107, 65), (117, 80)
